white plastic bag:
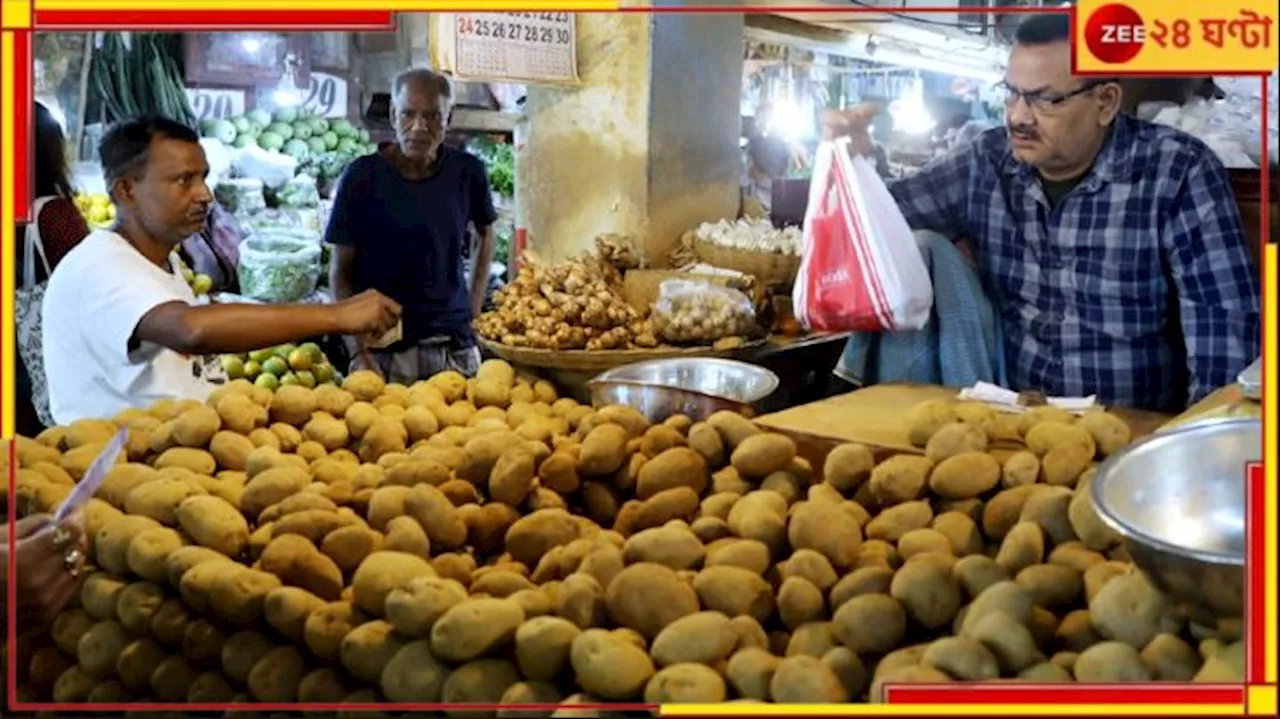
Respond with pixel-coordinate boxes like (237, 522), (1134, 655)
(793, 138), (933, 332)
(231, 144), (298, 189)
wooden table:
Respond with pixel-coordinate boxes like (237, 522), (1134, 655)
(753, 384), (1172, 480)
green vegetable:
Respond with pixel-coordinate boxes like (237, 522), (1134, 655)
(283, 139), (311, 161)
(322, 131), (339, 150)
(336, 137), (359, 154)
(273, 106), (300, 124)
(231, 116), (250, 134)
(292, 122), (313, 140)
(266, 122), (294, 141)
(307, 137), (327, 155)
(258, 132), (285, 152)
(209, 119), (237, 145)
(233, 135), (257, 149)
(331, 119), (356, 138)
(247, 108), (272, 127)
(237, 235), (322, 302)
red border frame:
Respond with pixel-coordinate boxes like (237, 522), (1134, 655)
(4, 3), (1274, 714)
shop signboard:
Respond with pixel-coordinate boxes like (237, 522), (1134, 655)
(433, 12), (579, 85)
(301, 72), (349, 119)
(185, 87), (247, 122)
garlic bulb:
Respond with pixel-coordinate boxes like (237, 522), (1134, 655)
(694, 218), (802, 256)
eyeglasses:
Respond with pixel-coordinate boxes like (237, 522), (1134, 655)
(996, 80), (1114, 114)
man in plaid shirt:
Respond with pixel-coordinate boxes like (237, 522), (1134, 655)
(827, 14), (1260, 411)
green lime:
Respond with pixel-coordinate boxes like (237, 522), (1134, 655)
(254, 373), (280, 391)
(249, 348), (275, 363)
(191, 274), (214, 296)
(181, 268), (195, 283)
(287, 348), (313, 372)
(275, 343), (298, 359)
(220, 355), (245, 379)
(243, 360), (262, 379)
(300, 341), (324, 362)
(262, 356), (288, 377)
(279, 371), (301, 386)
(311, 363), (334, 384)
(295, 370), (317, 389)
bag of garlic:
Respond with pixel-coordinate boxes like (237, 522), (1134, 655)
(794, 138), (933, 332)
(650, 279), (756, 344)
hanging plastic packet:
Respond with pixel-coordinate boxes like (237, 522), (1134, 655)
(367, 320), (403, 350)
(54, 428), (129, 524)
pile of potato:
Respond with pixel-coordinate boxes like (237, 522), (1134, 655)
(5, 368), (1245, 712)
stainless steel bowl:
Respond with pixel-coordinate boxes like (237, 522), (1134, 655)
(587, 358), (780, 423)
(1090, 417), (1259, 623)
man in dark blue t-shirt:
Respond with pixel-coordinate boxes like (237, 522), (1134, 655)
(326, 68), (497, 381)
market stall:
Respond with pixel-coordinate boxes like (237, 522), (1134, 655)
(4, 359), (1253, 708)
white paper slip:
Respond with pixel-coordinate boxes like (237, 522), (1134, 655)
(367, 321), (403, 350)
(958, 382), (1098, 414)
(54, 428), (129, 522)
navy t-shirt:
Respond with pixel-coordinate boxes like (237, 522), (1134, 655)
(324, 146), (497, 342)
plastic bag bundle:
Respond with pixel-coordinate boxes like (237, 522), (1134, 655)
(214, 178), (267, 215)
(236, 232), (322, 302)
(650, 279), (756, 343)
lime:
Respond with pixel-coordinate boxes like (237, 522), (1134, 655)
(191, 274), (214, 296)
(295, 370), (317, 389)
(275, 343), (298, 359)
(243, 360), (262, 379)
(311, 363), (334, 384)
(300, 342), (324, 362)
(254, 373), (280, 390)
(181, 268), (195, 283)
(262, 356), (289, 377)
(287, 348), (313, 372)
(220, 355), (245, 379)
(249, 348), (275, 363)
(279, 371), (301, 386)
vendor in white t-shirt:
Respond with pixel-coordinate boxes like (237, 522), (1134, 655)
(42, 116), (403, 425)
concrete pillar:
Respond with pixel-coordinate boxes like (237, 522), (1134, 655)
(516, 10), (745, 265)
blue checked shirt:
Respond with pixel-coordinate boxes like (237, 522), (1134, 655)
(887, 114), (1260, 411)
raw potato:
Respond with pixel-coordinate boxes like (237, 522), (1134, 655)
(1077, 411), (1132, 457)
(730, 434), (797, 480)
(904, 401), (958, 447)
(351, 551), (437, 615)
(178, 495), (250, 556)
(929, 452), (1000, 499)
(247, 645), (309, 702)
(1074, 641), (1152, 681)
(868, 455), (932, 505)
(924, 423), (988, 463)
(823, 443), (874, 494)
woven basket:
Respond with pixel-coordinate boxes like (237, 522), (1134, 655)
(479, 337), (766, 373)
(693, 238), (801, 289)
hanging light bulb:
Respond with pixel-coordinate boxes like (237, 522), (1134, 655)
(889, 74), (936, 136)
(273, 53), (304, 107)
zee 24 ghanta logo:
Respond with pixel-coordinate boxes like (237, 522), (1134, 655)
(1081, 2), (1273, 65)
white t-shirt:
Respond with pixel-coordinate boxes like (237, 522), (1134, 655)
(42, 230), (219, 424)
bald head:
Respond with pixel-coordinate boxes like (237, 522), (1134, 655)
(391, 68), (453, 161)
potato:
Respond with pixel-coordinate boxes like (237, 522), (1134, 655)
(929, 452), (1000, 500)
(304, 414), (351, 452)
(645, 663), (728, 703)
(1089, 572), (1166, 648)
(1025, 421), (1096, 458)
(182, 619), (227, 667)
(273, 509), (353, 543)
(821, 443), (873, 494)
(1077, 411), (1132, 457)
(360, 418), (409, 463)
(634, 447), (707, 500)
(788, 500), (863, 569)
(995, 521), (1045, 575)
(188, 671), (237, 702)
(175, 495), (249, 557)
(515, 616), (582, 681)
(264, 586), (325, 641)
(96, 515), (162, 575)
(154, 447), (217, 476)
(576, 424), (631, 477)
(210, 568), (282, 624)
(386, 576), (469, 637)
(1000, 450), (1041, 489)
(770, 654), (849, 703)
(779, 549), (838, 591)
(960, 580), (1034, 634)
(349, 550), (437, 615)
(868, 455), (932, 505)
(983, 486), (1038, 542)
(260, 534), (345, 601)
(222, 631), (275, 684)
(865, 500), (933, 542)
(1067, 489), (1122, 551)
(1015, 563), (1082, 608)
(216, 393), (267, 435)
(383, 458), (451, 488)
(241, 467), (310, 519)
(777, 578), (825, 629)
(163, 545), (229, 589)
(172, 405), (221, 447)
(832, 594), (905, 655)
(569, 630), (655, 700)
(725, 647), (779, 700)
(404, 484), (468, 549)
(503, 509), (582, 567)
(372, 640), (448, 703)
(623, 526), (704, 571)
(147, 599), (193, 645)
(247, 645), (308, 702)
(891, 559), (962, 630)
(383, 516), (431, 558)
(77, 620), (131, 678)
(828, 567), (894, 610)
(684, 422), (726, 468)
(1140, 633), (1201, 680)
(605, 563), (699, 639)
(489, 448), (537, 506)
(52, 666), (96, 702)
(336, 620), (406, 684)
(124, 478), (206, 526)
(922, 636), (1000, 680)
(149, 656), (198, 701)
(124, 527), (185, 583)
(964, 610), (1042, 672)
(730, 433), (797, 480)
(929, 512), (983, 557)
(1074, 641), (1152, 681)
(113, 582), (165, 636)
(904, 400), (958, 447)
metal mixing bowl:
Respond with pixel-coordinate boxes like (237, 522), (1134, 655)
(1090, 417), (1259, 622)
(587, 358), (780, 423)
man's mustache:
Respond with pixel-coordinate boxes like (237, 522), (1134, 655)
(1009, 125), (1039, 139)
